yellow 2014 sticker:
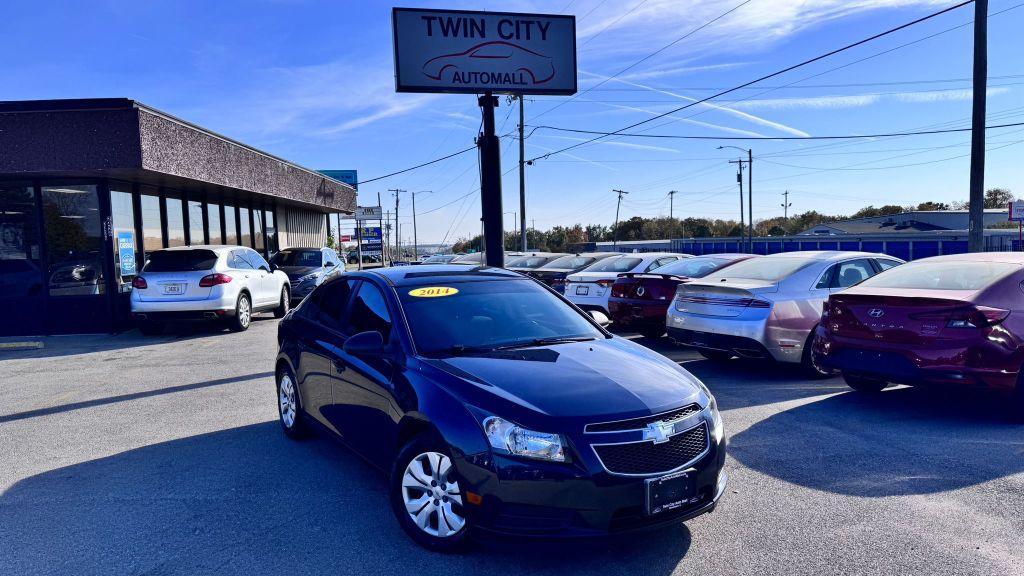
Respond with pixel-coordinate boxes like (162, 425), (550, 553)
(408, 286), (459, 298)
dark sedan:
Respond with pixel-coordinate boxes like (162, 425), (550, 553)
(526, 252), (621, 293)
(505, 252), (570, 272)
(274, 265), (727, 550)
(814, 253), (1024, 414)
(609, 254), (756, 338)
(271, 247), (343, 304)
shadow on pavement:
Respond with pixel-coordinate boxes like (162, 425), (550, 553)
(0, 316), (278, 360)
(0, 422), (692, 576)
(728, 385), (1024, 497)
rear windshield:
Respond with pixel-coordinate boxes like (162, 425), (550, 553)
(859, 260), (1019, 291)
(272, 250), (322, 267)
(585, 257), (643, 273)
(653, 257), (735, 278)
(398, 279), (603, 355)
(508, 256), (551, 269)
(144, 250), (218, 272)
(704, 256), (812, 282)
(541, 255), (595, 270)
(423, 254), (455, 264)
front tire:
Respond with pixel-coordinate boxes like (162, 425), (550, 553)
(390, 436), (470, 552)
(273, 286), (290, 318)
(843, 371), (888, 393)
(229, 293), (252, 332)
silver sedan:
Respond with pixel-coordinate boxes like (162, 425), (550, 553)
(665, 251), (903, 375)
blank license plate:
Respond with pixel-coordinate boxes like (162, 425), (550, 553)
(575, 285), (589, 296)
(646, 470), (696, 515)
(162, 284), (185, 295)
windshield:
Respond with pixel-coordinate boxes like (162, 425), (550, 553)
(859, 260), (1019, 291)
(542, 255), (596, 270)
(423, 254), (455, 264)
(653, 257), (735, 278)
(585, 257), (643, 273)
(144, 250), (218, 272)
(398, 279), (604, 356)
(704, 256), (813, 282)
(508, 256), (552, 269)
(271, 250), (322, 267)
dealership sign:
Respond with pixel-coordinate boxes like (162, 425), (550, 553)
(392, 8), (577, 95)
(1009, 200), (1024, 221)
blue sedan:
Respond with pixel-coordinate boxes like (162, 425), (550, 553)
(274, 265), (727, 551)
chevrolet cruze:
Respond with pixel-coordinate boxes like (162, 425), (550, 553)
(274, 265), (727, 551)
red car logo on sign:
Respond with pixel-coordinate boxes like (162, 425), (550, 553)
(422, 41), (556, 87)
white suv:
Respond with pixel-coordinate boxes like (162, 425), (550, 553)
(130, 245), (291, 334)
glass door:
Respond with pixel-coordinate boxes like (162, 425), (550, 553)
(41, 183), (108, 334)
(0, 182), (44, 335)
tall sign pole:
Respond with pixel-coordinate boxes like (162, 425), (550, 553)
(392, 8), (576, 267)
(478, 92), (504, 266)
(747, 148), (753, 254)
(968, 0), (988, 252)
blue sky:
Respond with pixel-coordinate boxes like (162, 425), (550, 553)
(2, 0), (1022, 244)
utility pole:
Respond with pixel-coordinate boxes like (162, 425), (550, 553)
(612, 189), (629, 248)
(781, 190), (792, 219)
(729, 160), (746, 252)
(747, 148), (753, 254)
(408, 190), (431, 261)
(388, 188), (404, 261)
(518, 95), (528, 252)
(377, 190), (383, 265)
(968, 0), (988, 252)
(669, 190), (677, 220)
(383, 211), (392, 264)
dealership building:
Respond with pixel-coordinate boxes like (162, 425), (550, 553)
(0, 99), (355, 336)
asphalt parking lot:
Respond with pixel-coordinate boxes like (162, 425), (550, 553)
(2, 317), (1022, 576)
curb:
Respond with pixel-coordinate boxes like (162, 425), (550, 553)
(0, 341), (44, 351)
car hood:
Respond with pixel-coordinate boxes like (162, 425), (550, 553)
(278, 265), (319, 278)
(422, 337), (705, 429)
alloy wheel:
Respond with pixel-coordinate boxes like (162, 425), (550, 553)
(278, 373), (296, 428)
(401, 451), (465, 538)
(238, 297), (251, 327)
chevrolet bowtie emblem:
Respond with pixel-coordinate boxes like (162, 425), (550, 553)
(643, 420), (675, 444)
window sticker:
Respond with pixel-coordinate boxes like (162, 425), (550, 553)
(408, 286), (459, 298)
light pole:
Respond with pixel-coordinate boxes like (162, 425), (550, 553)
(669, 190), (678, 220)
(612, 189), (629, 248)
(503, 211), (518, 250)
(409, 190), (431, 260)
(781, 190), (792, 219)
(719, 146), (753, 253)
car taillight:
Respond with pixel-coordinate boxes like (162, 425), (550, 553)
(551, 277), (566, 286)
(610, 283), (626, 297)
(132, 277), (148, 289)
(199, 273), (233, 287)
(947, 306), (1009, 329)
(748, 299), (772, 309)
(596, 279), (614, 288)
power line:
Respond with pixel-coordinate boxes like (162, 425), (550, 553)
(357, 145), (476, 185)
(526, 121), (1024, 141)
(579, 0), (650, 47)
(526, 0), (975, 163)
(580, 74), (1024, 91)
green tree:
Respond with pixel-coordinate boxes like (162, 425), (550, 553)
(984, 188), (1014, 209)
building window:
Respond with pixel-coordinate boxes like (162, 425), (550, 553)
(266, 208), (278, 254)
(224, 203), (238, 245)
(41, 184), (105, 296)
(239, 206), (252, 248)
(188, 196), (204, 245)
(110, 188), (138, 288)
(253, 207), (265, 252)
(164, 191), (186, 247)
(140, 191), (162, 252)
(207, 202), (222, 244)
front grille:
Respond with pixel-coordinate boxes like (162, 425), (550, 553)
(585, 404), (702, 433)
(593, 422), (709, 476)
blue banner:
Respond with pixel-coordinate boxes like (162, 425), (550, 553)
(359, 226), (382, 240)
(318, 170), (358, 190)
(117, 231), (136, 277)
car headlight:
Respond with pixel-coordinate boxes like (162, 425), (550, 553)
(708, 395), (725, 444)
(482, 416), (565, 462)
(297, 272), (319, 283)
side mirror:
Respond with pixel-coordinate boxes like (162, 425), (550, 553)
(324, 261), (336, 268)
(589, 310), (611, 327)
(343, 330), (386, 356)
(259, 265), (270, 272)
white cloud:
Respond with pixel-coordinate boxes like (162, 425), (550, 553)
(729, 87), (1011, 110)
(537, 133), (683, 153)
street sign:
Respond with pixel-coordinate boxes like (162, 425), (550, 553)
(319, 170), (358, 190)
(1009, 200), (1024, 221)
(340, 235), (353, 242)
(392, 8), (577, 95)
(356, 206), (382, 220)
(359, 226), (382, 240)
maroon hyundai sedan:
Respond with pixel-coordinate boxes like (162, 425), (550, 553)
(814, 253), (1024, 412)
(608, 254), (756, 338)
